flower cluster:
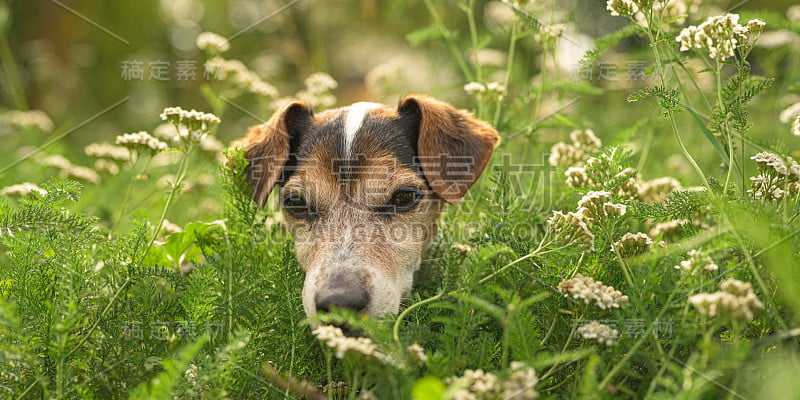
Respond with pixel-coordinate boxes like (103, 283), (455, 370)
(747, 152), (800, 200)
(272, 72), (338, 110)
(160, 107), (220, 133)
(639, 176), (681, 203)
(451, 243), (474, 254)
(792, 116), (800, 136)
(549, 129), (601, 167)
(675, 249), (718, 275)
(677, 14), (765, 59)
(534, 23), (566, 49)
(444, 362), (539, 400)
(41, 155), (101, 184)
(780, 102), (800, 124)
(196, 31), (229, 54)
(116, 131), (169, 155)
(406, 343), (428, 364)
(547, 210), (595, 251)
(304, 72), (338, 95)
(1, 109), (54, 132)
(565, 152), (641, 200)
(577, 191), (627, 224)
(205, 56), (279, 98)
(84, 143), (131, 161)
(614, 232), (653, 258)
(0, 182), (48, 198)
(502, 362), (539, 400)
(689, 278), (764, 320)
(577, 320), (618, 346)
(463, 81), (507, 100)
(312, 325), (377, 360)
(606, 0), (639, 17)
(558, 274), (629, 310)
(648, 219), (685, 241)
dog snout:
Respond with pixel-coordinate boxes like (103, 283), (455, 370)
(315, 286), (370, 313)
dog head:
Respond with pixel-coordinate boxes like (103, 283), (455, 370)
(239, 95), (499, 316)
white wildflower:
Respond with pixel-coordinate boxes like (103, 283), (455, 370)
(548, 211), (595, 251)
(84, 143), (131, 161)
(451, 243), (474, 254)
(42, 154), (73, 170)
(548, 142), (586, 167)
(3, 110), (54, 132)
(689, 278), (764, 319)
(486, 81), (507, 96)
(63, 165), (101, 184)
(613, 232), (653, 257)
(578, 321), (618, 346)
(249, 79), (279, 98)
(558, 274), (629, 310)
(569, 129), (601, 152)
(502, 362), (539, 399)
(304, 72), (338, 94)
(675, 249), (719, 275)
(677, 14), (764, 59)
(649, 219), (686, 241)
(94, 159), (120, 175)
(1, 182), (48, 197)
(204, 56), (278, 98)
(606, 0), (638, 17)
(407, 343), (428, 364)
(792, 116), (800, 136)
(464, 82), (487, 96)
(577, 191), (626, 223)
(639, 176), (681, 203)
(565, 166), (593, 188)
(185, 364), (199, 386)
(116, 131), (169, 154)
(196, 31), (230, 53)
(312, 325), (377, 359)
(161, 219), (183, 236)
(779, 102), (800, 124)
(748, 174), (786, 200)
(160, 107), (220, 132)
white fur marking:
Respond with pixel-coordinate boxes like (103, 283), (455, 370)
(344, 102), (381, 156)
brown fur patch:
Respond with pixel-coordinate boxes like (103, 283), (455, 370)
(399, 94), (500, 205)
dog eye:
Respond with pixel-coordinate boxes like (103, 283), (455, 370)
(384, 188), (423, 213)
(282, 193), (315, 219)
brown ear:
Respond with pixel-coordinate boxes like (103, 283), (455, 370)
(399, 94), (500, 205)
(237, 101), (312, 209)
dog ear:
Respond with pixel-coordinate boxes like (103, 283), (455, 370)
(399, 94), (500, 205)
(238, 101), (312, 209)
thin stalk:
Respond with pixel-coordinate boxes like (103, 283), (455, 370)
(643, 20), (710, 188)
(465, 0), (484, 117)
(494, 22), (517, 127)
(0, 32), (28, 110)
(423, 0), (473, 82)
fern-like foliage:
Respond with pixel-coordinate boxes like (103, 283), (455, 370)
(627, 86), (681, 116)
(580, 24), (641, 71)
(629, 190), (712, 222)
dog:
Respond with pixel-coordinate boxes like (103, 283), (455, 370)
(238, 95), (499, 316)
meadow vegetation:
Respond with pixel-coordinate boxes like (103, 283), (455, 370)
(1, 0), (800, 398)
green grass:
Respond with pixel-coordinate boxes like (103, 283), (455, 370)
(2, 1), (800, 399)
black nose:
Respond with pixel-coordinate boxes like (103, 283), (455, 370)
(315, 288), (369, 313)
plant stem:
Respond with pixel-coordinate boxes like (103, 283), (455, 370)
(423, 0), (473, 82)
(494, 22), (517, 127)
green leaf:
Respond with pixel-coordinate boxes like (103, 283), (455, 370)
(412, 376), (446, 400)
(407, 25), (448, 47)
